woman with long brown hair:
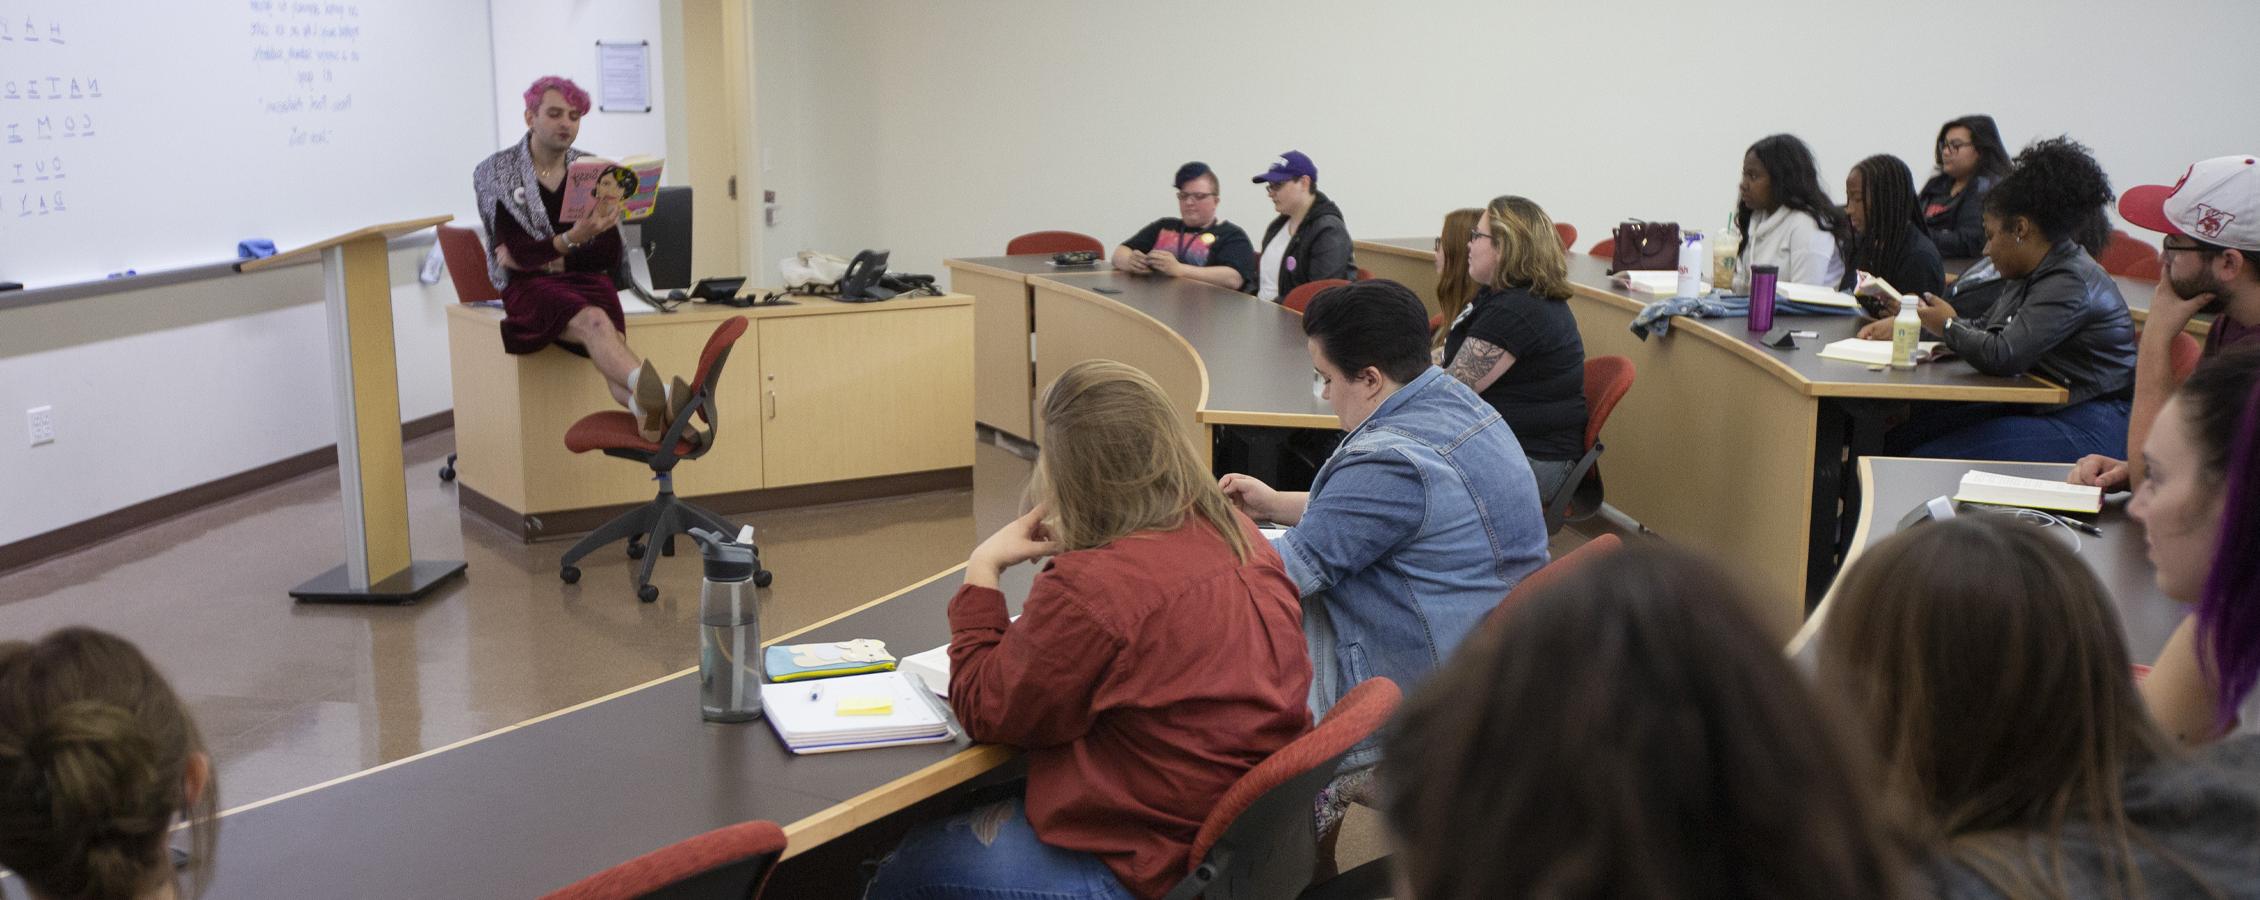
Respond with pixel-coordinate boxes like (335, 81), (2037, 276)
(1429, 207), (1482, 352)
(0, 627), (220, 900)
(1439, 195), (1588, 500)
(1821, 516), (2260, 897)
(1384, 542), (1909, 899)
(867, 360), (1311, 900)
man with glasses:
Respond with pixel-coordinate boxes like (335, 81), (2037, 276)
(2071, 155), (2260, 490)
(1113, 161), (1258, 293)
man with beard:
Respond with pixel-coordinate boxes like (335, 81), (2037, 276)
(2072, 155), (2260, 490)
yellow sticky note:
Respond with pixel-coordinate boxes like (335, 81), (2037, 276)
(836, 695), (893, 716)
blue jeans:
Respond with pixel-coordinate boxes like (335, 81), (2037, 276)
(865, 798), (1136, 900)
(1887, 398), (2130, 462)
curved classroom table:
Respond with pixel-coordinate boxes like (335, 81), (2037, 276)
(1788, 457), (2180, 664)
(1359, 237), (2068, 640)
(193, 560), (1039, 897)
(948, 256), (1338, 460)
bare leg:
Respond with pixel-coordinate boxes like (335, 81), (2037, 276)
(562, 306), (639, 408)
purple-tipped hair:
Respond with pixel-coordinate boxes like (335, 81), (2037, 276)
(2198, 373), (2260, 729)
(522, 76), (590, 115)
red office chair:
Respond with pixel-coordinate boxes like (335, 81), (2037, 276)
(437, 224), (502, 304)
(1281, 278), (1351, 315)
(540, 820), (786, 900)
(557, 316), (772, 602)
(1587, 237), (1616, 259)
(2098, 230), (2162, 280)
(1353, 266), (1373, 282)
(1005, 230), (1104, 256)
(1160, 678), (1402, 900)
(1553, 222), (1578, 252)
(1428, 313), (1445, 333)
(1544, 356), (1636, 534)
(1486, 534), (1624, 628)
(2168, 330), (2203, 382)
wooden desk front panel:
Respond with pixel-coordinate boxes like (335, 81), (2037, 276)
(758, 305), (974, 487)
(950, 264), (1035, 439)
(1353, 239), (1442, 316)
(1568, 291), (1817, 641)
(1029, 281), (1208, 459)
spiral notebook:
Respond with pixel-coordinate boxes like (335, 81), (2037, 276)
(759, 671), (955, 754)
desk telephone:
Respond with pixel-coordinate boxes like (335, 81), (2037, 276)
(838, 249), (937, 302)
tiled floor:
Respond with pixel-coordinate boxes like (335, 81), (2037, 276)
(0, 427), (1610, 884)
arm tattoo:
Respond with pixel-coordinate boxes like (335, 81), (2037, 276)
(1446, 338), (1509, 388)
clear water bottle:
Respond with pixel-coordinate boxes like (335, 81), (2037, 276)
(690, 527), (763, 722)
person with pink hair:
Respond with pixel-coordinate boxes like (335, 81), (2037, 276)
(472, 76), (676, 440)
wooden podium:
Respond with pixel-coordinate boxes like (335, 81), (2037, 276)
(242, 215), (468, 603)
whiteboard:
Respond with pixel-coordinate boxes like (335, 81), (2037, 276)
(0, 0), (495, 289)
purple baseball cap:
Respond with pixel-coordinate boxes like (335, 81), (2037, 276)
(1252, 150), (1317, 185)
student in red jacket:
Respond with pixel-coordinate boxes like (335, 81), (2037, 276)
(866, 360), (1313, 900)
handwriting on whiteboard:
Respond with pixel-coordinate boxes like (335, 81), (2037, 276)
(248, 0), (361, 149)
(0, 11), (83, 219)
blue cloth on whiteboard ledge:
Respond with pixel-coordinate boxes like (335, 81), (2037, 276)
(1628, 293), (1857, 340)
(237, 239), (277, 260)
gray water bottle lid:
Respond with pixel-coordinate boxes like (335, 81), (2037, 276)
(687, 528), (756, 582)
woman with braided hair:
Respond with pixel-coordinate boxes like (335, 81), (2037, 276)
(1844, 154), (1944, 298)
(0, 627), (218, 900)
(1866, 136), (2138, 461)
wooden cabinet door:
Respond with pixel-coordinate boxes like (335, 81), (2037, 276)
(757, 307), (974, 487)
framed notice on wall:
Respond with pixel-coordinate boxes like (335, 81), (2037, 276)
(596, 40), (651, 113)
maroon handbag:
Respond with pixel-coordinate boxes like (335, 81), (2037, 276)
(1609, 220), (1681, 273)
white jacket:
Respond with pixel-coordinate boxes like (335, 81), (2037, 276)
(1734, 207), (1844, 293)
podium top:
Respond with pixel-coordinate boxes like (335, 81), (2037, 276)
(237, 215), (454, 273)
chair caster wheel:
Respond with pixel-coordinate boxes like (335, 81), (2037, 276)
(626, 540), (646, 560)
(754, 570), (773, 588)
(559, 566), (580, 584)
(438, 466), (455, 482)
(637, 584), (660, 603)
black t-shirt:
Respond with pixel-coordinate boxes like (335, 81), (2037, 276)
(1442, 285), (1588, 460)
(1122, 218), (1257, 293)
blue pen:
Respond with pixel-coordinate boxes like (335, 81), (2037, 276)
(106, 269), (136, 278)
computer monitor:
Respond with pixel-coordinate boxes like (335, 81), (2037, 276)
(636, 185), (695, 290)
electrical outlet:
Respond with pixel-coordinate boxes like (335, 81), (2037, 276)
(26, 405), (55, 446)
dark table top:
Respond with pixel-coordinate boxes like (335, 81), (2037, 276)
(946, 254), (1115, 277)
(196, 563), (1038, 899)
(1797, 457), (2182, 664)
(1031, 272), (1337, 428)
(1561, 254), (2067, 403)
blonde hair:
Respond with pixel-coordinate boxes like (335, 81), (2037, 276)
(1030, 360), (1251, 562)
(1482, 195), (1572, 301)
(0, 627), (218, 900)
(1433, 208), (1483, 349)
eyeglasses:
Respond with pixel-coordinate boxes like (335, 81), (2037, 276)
(1264, 182), (1288, 195)
(1176, 191), (1216, 202)
(2161, 239), (2221, 256)
(1469, 231), (1496, 245)
(1938, 139), (1972, 153)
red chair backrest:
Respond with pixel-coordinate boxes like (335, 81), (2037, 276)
(2168, 329), (2203, 382)
(1184, 678), (1402, 869)
(436, 224), (501, 303)
(540, 819), (786, 900)
(1587, 236), (1616, 259)
(1581, 355), (1636, 451)
(683, 316), (750, 425)
(2099, 230), (2162, 280)
(1554, 222), (1578, 252)
(1005, 230), (1103, 256)
(1281, 278), (1351, 314)
(1488, 534), (1624, 627)
(1354, 266), (1374, 282)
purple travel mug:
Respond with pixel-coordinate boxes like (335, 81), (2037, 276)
(1747, 264), (1778, 333)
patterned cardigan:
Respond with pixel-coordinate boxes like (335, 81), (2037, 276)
(471, 134), (594, 292)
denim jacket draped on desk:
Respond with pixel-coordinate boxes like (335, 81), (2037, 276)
(1270, 367), (1549, 768)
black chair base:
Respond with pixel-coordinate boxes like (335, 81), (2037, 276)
(557, 481), (771, 602)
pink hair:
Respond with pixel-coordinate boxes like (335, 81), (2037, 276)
(522, 76), (590, 115)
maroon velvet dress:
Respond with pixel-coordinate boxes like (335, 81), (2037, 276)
(489, 180), (627, 355)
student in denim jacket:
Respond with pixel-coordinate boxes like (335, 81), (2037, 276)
(1220, 280), (1548, 770)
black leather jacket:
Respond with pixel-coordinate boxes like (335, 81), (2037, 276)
(1942, 241), (2135, 407)
(1260, 191), (1355, 299)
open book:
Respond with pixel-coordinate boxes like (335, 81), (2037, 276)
(1954, 470), (2103, 515)
(560, 155), (664, 222)
(1817, 338), (1939, 366)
